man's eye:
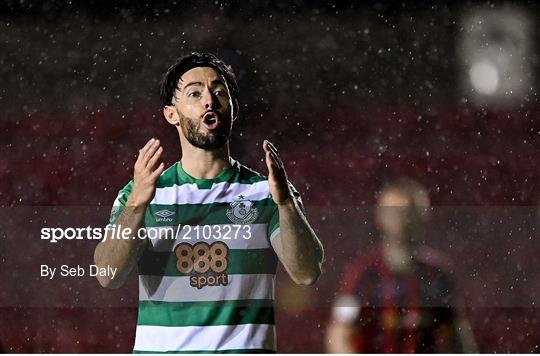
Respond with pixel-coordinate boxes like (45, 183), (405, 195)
(187, 91), (201, 98)
(214, 89), (227, 97)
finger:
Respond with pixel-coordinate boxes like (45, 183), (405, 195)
(141, 139), (160, 167)
(265, 141), (283, 165)
(147, 146), (163, 171)
(263, 140), (279, 165)
(263, 140), (285, 174)
(262, 140), (270, 153)
(265, 140), (279, 155)
(269, 150), (281, 168)
(265, 151), (278, 176)
(136, 138), (155, 163)
(263, 141), (279, 165)
(150, 162), (165, 180)
(140, 138), (156, 155)
(137, 138), (156, 163)
(265, 139), (277, 151)
(265, 143), (284, 169)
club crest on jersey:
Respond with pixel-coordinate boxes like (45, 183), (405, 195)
(226, 195), (259, 224)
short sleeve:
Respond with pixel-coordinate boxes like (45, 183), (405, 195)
(330, 251), (378, 324)
(331, 294), (361, 324)
(267, 181), (303, 241)
(108, 180), (133, 225)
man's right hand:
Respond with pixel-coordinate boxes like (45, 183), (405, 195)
(128, 138), (165, 207)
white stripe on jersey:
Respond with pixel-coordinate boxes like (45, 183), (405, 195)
(149, 180), (271, 205)
(134, 323), (276, 352)
(139, 274), (275, 303)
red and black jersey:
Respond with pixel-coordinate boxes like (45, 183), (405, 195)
(334, 246), (462, 353)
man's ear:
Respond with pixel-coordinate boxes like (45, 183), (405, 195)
(163, 106), (180, 126)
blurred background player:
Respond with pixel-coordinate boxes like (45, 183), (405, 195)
(326, 178), (477, 353)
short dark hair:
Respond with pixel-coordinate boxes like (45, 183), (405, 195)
(159, 52), (239, 111)
(378, 178), (431, 217)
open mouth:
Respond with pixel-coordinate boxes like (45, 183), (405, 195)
(202, 112), (220, 130)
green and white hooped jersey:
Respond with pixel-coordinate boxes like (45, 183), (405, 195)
(109, 158), (299, 353)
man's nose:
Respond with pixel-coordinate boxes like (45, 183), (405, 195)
(203, 89), (220, 110)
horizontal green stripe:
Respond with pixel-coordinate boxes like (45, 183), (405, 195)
(139, 299), (275, 308)
(137, 299), (275, 327)
(138, 248), (278, 276)
(144, 199), (277, 227)
(134, 349), (275, 354)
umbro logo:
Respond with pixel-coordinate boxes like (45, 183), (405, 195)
(155, 209), (175, 222)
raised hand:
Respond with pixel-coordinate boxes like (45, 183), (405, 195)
(128, 138), (165, 207)
(263, 140), (293, 206)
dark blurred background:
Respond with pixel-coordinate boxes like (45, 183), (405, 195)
(1, 0), (540, 352)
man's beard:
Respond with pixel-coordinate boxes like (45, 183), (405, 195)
(180, 113), (231, 150)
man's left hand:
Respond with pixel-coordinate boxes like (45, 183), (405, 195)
(263, 140), (294, 206)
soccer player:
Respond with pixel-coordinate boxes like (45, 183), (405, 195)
(93, 52), (324, 353)
(326, 178), (476, 353)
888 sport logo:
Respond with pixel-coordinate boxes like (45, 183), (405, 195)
(175, 241), (229, 289)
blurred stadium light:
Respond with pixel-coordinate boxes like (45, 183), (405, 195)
(458, 5), (533, 107)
